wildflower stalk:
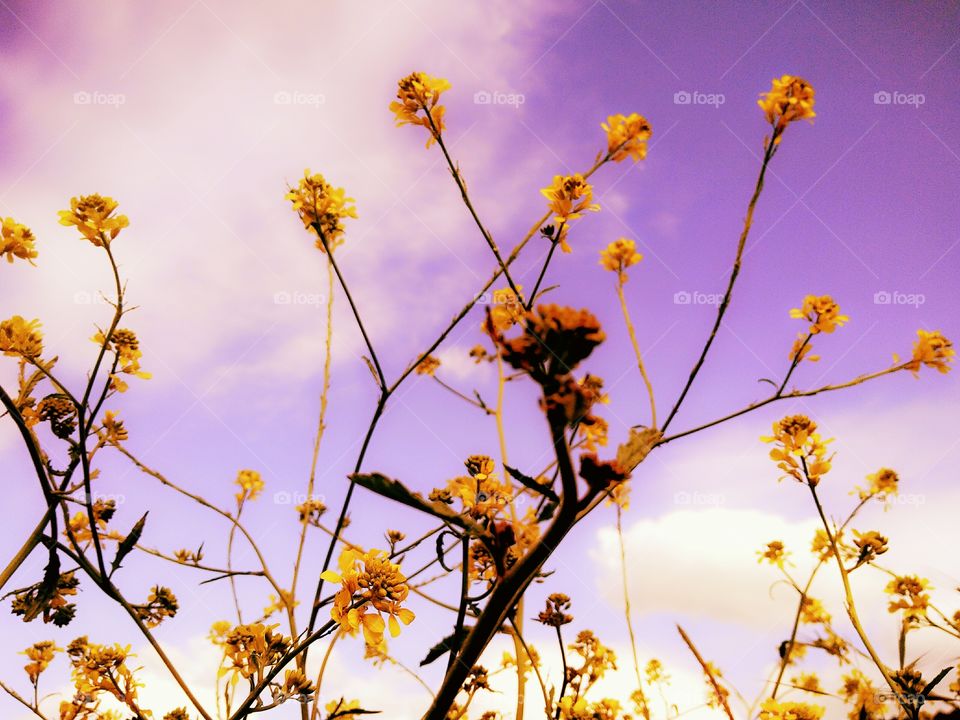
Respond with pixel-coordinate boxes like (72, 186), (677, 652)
(616, 272), (657, 428)
(616, 506), (645, 696)
(0, 506), (54, 593)
(420, 404), (580, 720)
(806, 471), (913, 717)
(676, 625), (735, 720)
(660, 130), (780, 434)
(554, 624), (569, 719)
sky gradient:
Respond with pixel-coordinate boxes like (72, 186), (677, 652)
(1, 2), (959, 718)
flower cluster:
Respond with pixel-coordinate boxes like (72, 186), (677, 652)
(599, 238), (643, 280)
(218, 622), (292, 683)
(855, 467), (899, 500)
(389, 72), (451, 147)
(905, 329), (954, 376)
(540, 174), (600, 252)
(0, 315), (43, 358)
(58, 194), (129, 246)
(21, 640), (60, 684)
(498, 304), (605, 382)
(444, 456), (513, 521)
(537, 593), (573, 627)
(133, 586), (179, 628)
(1, 217), (37, 264)
(415, 354), (441, 376)
(235, 468), (264, 503)
(885, 574), (931, 624)
(601, 113), (652, 162)
(790, 294), (848, 335)
(92, 327), (151, 392)
(758, 75), (816, 132)
(762, 414), (833, 485)
(321, 547), (414, 646)
(758, 699), (824, 719)
(62, 637), (142, 716)
(286, 170), (357, 252)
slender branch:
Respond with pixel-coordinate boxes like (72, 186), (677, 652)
(616, 275), (657, 429)
(676, 625), (735, 720)
(660, 131), (780, 433)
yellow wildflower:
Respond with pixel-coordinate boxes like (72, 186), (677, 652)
(488, 285), (525, 332)
(286, 170), (357, 252)
(601, 113), (652, 162)
(855, 467), (899, 501)
(791, 672), (821, 693)
(758, 75), (816, 132)
(91, 328), (151, 392)
(758, 699), (824, 719)
(235, 469), (264, 503)
(790, 295), (848, 334)
(99, 410), (129, 444)
(762, 414), (833, 484)
(320, 548), (414, 645)
(1, 217), (38, 264)
(540, 174), (600, 252)
(905, 329), (954, 376)
(799, 596), (831, 625)
(58, 194), (129, 245)
(389, 72), (451, 147)
(599, 238), (643, 280)
(757, 540), (789, 568)
(885, 575), (931, 623)
(22, 641), (60, 684)
(0, 315), (43, 358)
(415, 354), (440, 376)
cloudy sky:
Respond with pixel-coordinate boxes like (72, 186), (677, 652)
(1, 1), (958, 718)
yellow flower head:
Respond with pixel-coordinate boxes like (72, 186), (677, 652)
(757, 540), (788, 568)
(235, 469), (264, 503)
(92, 328), (151, 391)
(601, 113), (652, 162)
(22, 641), (60, 684)
(487, 286), (525, 332)
(758, 75), (816, 132)
(389, 72), (451, 147)
(855, 467), (899, 500)
(58, 194), (129, 246)
(758, 699), (824, 720)
(599, 238), (643, 278)
(286, 170), (357, 252)
(790, 295), (848, 334)
(762, 414), (833, 485)
(320, 548), (414, 645)
(905, 329), (954, 376)
(885, 575), (931, 622)
(415, 354), (440, 376)
(0, 315), (43, 358)
(540, 174), (600, 251)
(2, 217), (38, 265)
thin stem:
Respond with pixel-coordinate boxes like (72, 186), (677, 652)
(554, 625), (569, 719)
(616, 506), (645, 694)
(616, 275), (657, 429)
(676, 625), (735, 720)
(807, 479), (912, 717)
(661, 131), (780, 433)
(525, 227), (563, 311)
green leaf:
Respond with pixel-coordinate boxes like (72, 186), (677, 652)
(505, 465), (558, 502)
(110, 512), (148, 577)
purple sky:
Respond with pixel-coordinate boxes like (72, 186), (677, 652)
(1, 2), (958, 718)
